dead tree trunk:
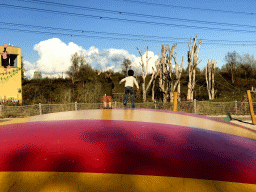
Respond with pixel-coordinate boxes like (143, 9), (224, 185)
(187, 35), (202, 101)
(205, 59), (216, 100)
(169, 44), (183, 103)
(178, 79), (181, 101)
(137, 46), (155, 102)
(158, 45), (171, 103)
(151, 64), (160, 102)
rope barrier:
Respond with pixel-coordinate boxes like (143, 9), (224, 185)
(232, 96), (247, 114)
(178, 101), (190, 113)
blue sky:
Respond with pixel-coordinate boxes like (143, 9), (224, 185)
(1, 0), (256, 79)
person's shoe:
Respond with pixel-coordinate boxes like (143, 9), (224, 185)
(103, 107), (108, 109)
(108, 107), (112, 109)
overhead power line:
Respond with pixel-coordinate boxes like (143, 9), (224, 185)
(215, 80), (237, 92)
(2, 3), (256, 34)
(14, 0), (256, 32)
(1, 21), (256, 46)
(122, 0), (256, 16)
(0, 21), (188, 42)
(216, 71), (240, 91)
(0, 26), (189, 44)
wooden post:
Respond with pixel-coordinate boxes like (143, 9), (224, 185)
(39, 103), (42, 115)
(194, 99), (196, 114)
(75, 102), (77, 111)
(235, 100), (237, 114)
(173, 92), (178, 111)
(0, 105), (2, 116)
(247, 90), (256, 125)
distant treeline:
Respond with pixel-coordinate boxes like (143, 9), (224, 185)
(19, 68), (256, 106)
(14, 49), (256, 106)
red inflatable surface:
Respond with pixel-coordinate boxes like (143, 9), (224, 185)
(1, 109), (256, 191)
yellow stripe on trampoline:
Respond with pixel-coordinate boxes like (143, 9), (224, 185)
(1, 172), (255, 192)
(1, 109), (256, 140)
(0, 117), (30, 126)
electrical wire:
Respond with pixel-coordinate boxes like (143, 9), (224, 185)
(122, 0), (256, 16)
(3, 25), (256, 46)
(216, 71), (240, 91)
(1, 2), (256, 45)
(14, 0), (256, 32)
(0, 21), (190, 42)
(0, 26), (188, 43)
(2, 21), (256, 46)
(2, 3), (256, 34)
(214, 80), (237, 91)
(12, 0), (256, 44)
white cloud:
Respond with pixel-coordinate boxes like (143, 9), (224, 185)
(23, 38), (159, 79)
(23, 60), (36, 79)
(34, 38), (83, 73)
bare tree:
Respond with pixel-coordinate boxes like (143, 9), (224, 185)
(224, 51), (239, 84)
(67, 52), (81, 84)
(157, 45), (172, 103)
(239, 53), (256, 66)
(169, 44), (183, 102)
(237, 53), (256, 79)
(205, 60), (215, 100)
(122, 58), (132, 76)
(66, 52), (90, 101)
(137, 46), (156, 102)
(187, 35), (202, 101)
(156, 44), (183, 103)
(33, 71), (42, 79)
(151, 61), (160, 102)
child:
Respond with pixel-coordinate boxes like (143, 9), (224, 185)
(98, 71), (115, 109)
(119, 69), (139, 108)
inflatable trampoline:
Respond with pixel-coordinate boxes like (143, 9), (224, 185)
(0, 109), (256, 191)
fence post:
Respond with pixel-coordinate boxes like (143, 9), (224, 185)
(154, 101), (156, 109)
(235, 100), (237, 114)
(75, 102), (77, 111)
(173, 92), (178, 111)
(0, 105), (2, 116)
(39, 103), (42, 115)
(247, 90), (256, 124)
(115, 101), (117, 109)
(194, 99), (196, 114)
(244, 101), (246, 115)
